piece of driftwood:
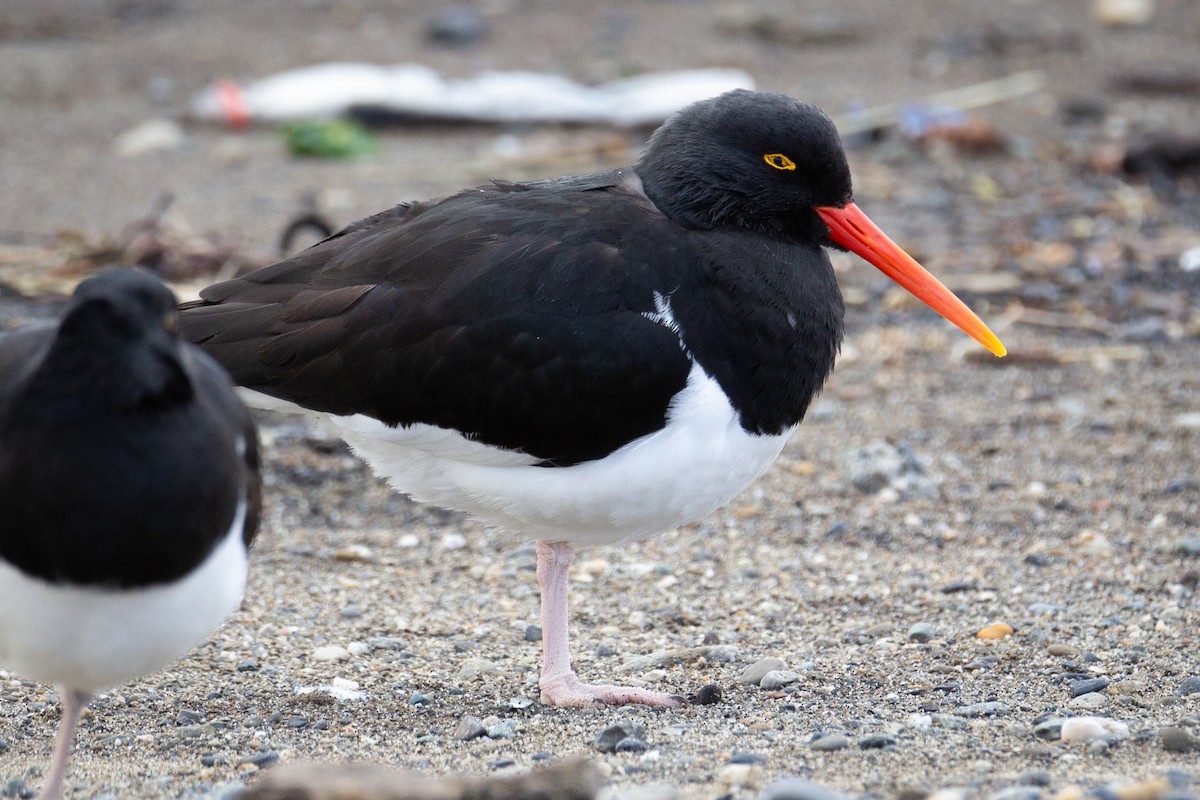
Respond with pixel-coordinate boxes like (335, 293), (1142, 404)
(239, 756), (603, 800)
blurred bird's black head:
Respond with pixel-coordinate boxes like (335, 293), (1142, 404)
(637, 89), (853, 241)
(49, 268), (191, 409)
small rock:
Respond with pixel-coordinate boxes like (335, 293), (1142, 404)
(1060, 716), (1129, 743)
(976, 622), (1014, 640)
(453, 715), (486, 741)
(1019, 771), (1053, 787)
(810, 733), (850, 751)
(858, 733), (897, 749)
(620, 644), (738, 672)
(1033, 718), (1065, 741)
(1070, 678), (1110, 697)
(1175, 537), (1200, 556)
(523, 625), (542, 643)
(957, 702), (1009, 718)
(1069, 692), (1108, 710)
(759, 670), (801, 691)
(758, 777), (849, 800)
(1176, 676), (1200, 696)
(1047, 643), (1080, 657)
(425, 4), (488, 46)
(731, 751), (767, 764)
(692, 684), (724, 705)
(1112, 778), (1171, 800)
(1160, 726), (1200, 753)
(595, 721), (647, 754)
(739, 657), (786, 685)
(719, 763), (764, 790)
(311, 645), (351, 662)
(908, 622), (936, 643)
(487, 719), (517, 740)
(347, 641), (370, 657)
(332, 544), (373, 562)
(456, 657), (502, 682)
(987, 788), (1042, 800)
(615, 737), (649, 753)
(113, 118), (186, 157)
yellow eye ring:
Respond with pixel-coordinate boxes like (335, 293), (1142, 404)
(764, 153), (796, 171)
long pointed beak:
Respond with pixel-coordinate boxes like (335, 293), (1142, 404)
(815, 202), (1006, 357)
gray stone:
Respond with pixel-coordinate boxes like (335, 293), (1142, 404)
(453, 714), (486, 741)
(595, 721), (647, 753)
(758, 778), (849, 800)
(908, 622), (936, 642)
(956, 701), (1009, 717)
(809, 733), (850, 751)
(1177, 677), (1200, 696)
(760, 670), (802, 690)
(620, 644), (738, 672)
(615, 736), (649, 753)
(739, 657), (786, 685)
(1161, 726), (1200, 753)
(487, 719), (518, 739)
(987, 788), (1043, 800)
(1033, 718), (1065, 741)
(1070, 677), (1110, 696)
(858, 733), (897, 749)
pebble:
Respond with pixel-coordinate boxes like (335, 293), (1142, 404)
(1048, 643), (1080, 656)
(523, 625), (542, 643)
(487, 719), (518, 740)
(1113, 778), (1172, 800)
(311, 645), (351, 662)
(858, 733), (897, 749)
(620, 644), (738, 672)
(595, 721), (647, 754)
(425, 5), (488, 46)
(615, 737), (650, 753)
(957, 701), (1009, 717)
(908, 622), (936, 642)
(731, 751), (767, 764)
(977, 622), (1015, 639)
(988, 788), (1042, 800)
(1060, 716), (1129, 743)
(1160, 726), (1200, 753)
(453, 714), (486, 741)
(758, 778), (849, 800)
(456, 657), (502, 681)
(606, 785), (680, 800)
(740, 657), (786, 685)
(760, 670), (801, 690)
(1176, 677), (1200, 696)
(1071, 676), (1110, 697)
(810, 733), (851, 751)
(1069, 692), (1108, 710)
(719, 763), (764, 790)
(692, 684), (724, 705)
(1020, 771), (1053, 787)
(1034, 718), (1066, 740)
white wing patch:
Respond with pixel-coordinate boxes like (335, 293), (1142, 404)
(642, 291), (690, 356)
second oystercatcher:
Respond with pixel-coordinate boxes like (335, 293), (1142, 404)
(179, 89), (1004, 707)
(0, 269), (261, 798)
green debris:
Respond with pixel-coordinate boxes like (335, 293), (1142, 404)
(284, 120), (380, 158)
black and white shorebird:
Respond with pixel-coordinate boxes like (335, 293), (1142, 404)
(0, 269), (260, 798)
(179, 89), (1004, 708)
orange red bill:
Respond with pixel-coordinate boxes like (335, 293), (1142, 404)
(815, 202), (1006, 357)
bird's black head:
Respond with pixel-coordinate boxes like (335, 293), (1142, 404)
(637, 89), (853, 241)
(49, 268), (191, 409)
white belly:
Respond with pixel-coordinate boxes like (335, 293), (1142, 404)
(315, 363), (790, 545)
(0, 503), (248, 692)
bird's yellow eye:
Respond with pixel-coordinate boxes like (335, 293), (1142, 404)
(163, 311), (178, 333)
(763, 153), (796, 171)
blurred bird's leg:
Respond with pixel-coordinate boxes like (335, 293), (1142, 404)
(536, 540), (683, 708)
(36, 689), (91, 800)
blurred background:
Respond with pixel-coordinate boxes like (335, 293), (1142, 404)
(1, 0), (1197, 305)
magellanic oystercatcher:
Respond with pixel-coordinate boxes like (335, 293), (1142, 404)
(179, 89), (1005, 708)
(0, 269), (261, 798)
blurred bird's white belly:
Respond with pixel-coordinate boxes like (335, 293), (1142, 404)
(0, 503), (248, 692)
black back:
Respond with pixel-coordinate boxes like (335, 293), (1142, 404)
(178, 90), (851, 465)
(0, 269), (261, 588)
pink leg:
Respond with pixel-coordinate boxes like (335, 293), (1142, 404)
(536, 540), (682, 708)
(36, 689), (91, 800)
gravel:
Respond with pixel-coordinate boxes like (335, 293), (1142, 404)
(1, 2), (1199, 799)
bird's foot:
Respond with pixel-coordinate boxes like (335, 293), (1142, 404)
(539, 670), (684, 708)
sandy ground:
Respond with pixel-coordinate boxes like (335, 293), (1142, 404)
(2, 1), (1200, 798)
